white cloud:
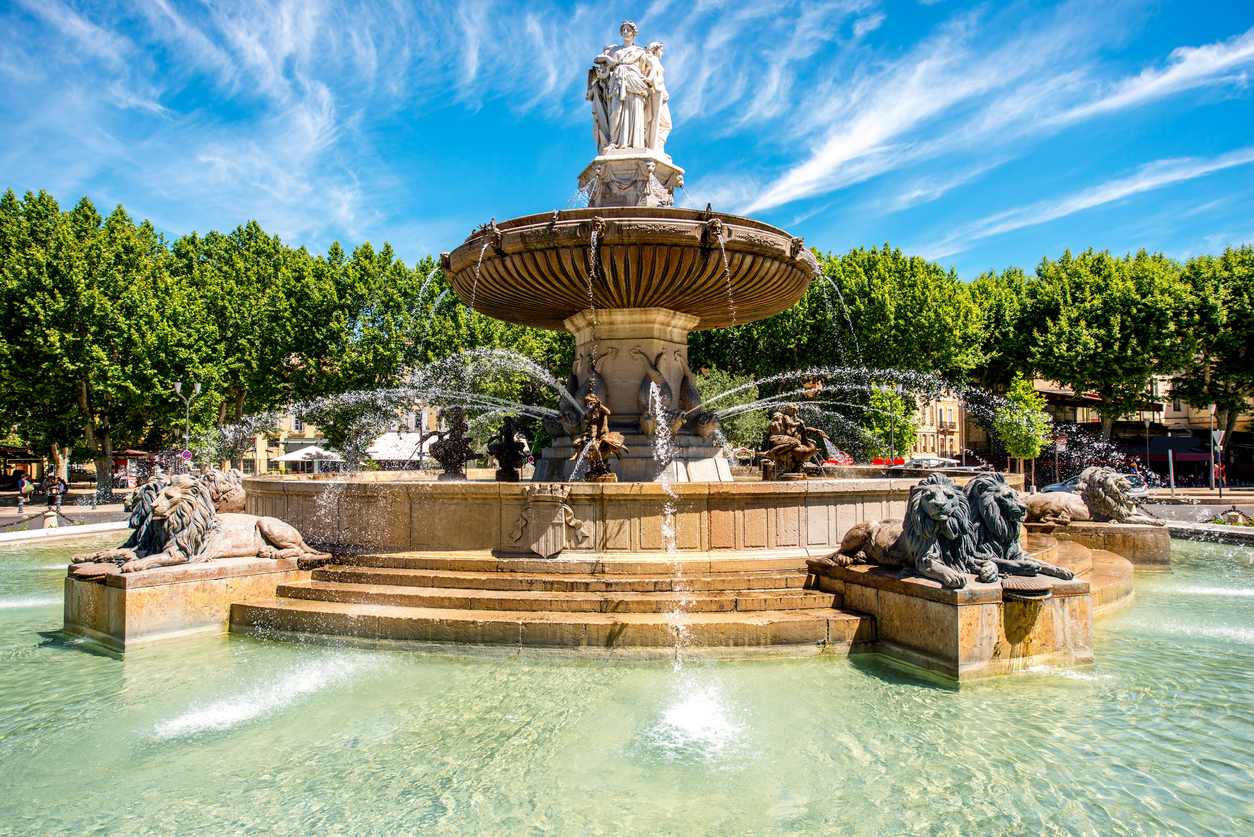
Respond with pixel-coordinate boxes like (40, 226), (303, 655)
(919, 147), (1254, 258)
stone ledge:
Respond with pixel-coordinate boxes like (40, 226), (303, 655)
(1023, 521), (1171, 570)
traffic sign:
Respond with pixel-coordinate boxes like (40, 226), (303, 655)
(1055, 438), (1066, 452)
(1211, 430), (1225, 445)
(181, 450), (193, 460)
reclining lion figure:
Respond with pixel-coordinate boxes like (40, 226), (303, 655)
(71, 475), (328, 577)
(815, 473), (978, 589)
(964, 472), (1074, 580)
(201, 465), (246, 513)
(1024, 465), (1164, 527)
(813, 473), (1074, 589)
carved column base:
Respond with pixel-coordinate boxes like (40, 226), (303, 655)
(578, 151), (684, 208)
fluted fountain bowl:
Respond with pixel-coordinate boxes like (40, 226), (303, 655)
(442, 208), (820, 330)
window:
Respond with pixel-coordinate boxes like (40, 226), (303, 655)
(1173, 398), (1182, 412)
(292, 418), (305, 433)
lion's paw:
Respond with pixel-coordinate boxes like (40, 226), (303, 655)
(977, 562), (999, 583)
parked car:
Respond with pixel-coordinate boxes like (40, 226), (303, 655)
(823, 449), (854, 466)
(1040, 473), (1149, 499)
(893, 457), (960, 470)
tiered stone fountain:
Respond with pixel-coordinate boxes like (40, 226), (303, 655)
(226, 22), (1132, 677)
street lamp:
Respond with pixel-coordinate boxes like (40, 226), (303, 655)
(1208, 403), (1216, 492)
(173, 382), (201, 473)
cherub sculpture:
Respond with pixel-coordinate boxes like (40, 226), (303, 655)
(422, 407), (478, 481)
(569, 393), (629, 482)
(487, 416), (530, 482)
(759, 403), (828, 479)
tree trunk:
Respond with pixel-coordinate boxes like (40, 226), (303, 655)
(78, 380), (114, 497)
(234, 387), (246, 421)
(1098, 414), (1115, 440)
(1222, 409), (1239, 449)
(217, 400), (228, 428)
(48, 444), (68, 481)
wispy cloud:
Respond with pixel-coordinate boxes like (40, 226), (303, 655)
(919, 147), (1254, 258)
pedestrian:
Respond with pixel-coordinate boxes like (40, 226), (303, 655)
(1214, 461), (1224, 489)
(17, 472), (34, 505)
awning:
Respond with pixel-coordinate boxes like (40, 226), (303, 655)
(272, 445), (344, 463)
(365, 433), (427, 461)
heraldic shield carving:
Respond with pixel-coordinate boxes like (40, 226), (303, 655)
(508, 485), (592, 558)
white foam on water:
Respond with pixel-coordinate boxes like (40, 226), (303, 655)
(152, 655), (381, 740)
(1173, 586), (1254, 598)
(1025, 665), (1115, 682)
(40, 564), (70, 570)
(0, 596), (60, 610)
(644, 686), (744, 762)
(1128, 619), (1254, 645)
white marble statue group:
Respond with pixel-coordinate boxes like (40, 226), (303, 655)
(588, 20), (671, 156)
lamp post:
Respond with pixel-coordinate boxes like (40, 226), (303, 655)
(173, 382), (201, 474)
(1208, 403), (1216, 491)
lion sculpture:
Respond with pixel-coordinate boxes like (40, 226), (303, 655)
(202, 465), (246, 513)
(964, 472), (1074, 580)
(1024, 466), (1164, 527)
(818, 473), (979, 589)
(71, 475), (328, 577)
(815, 472), (1075, 589)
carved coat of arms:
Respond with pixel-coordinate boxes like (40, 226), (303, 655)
(508, 485), (591, 558)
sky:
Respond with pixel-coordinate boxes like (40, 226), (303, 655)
(3, 0), (1253, 279)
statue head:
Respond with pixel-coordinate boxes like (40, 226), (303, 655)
(620, 20), (638, 42)
(584, 392), (602, 408)
(783, 403), (799, 417)
(648, 41), (663, 57)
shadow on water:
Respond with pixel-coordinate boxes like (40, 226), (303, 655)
(848, 652), (959, 691)
(36, 629), (123, 660)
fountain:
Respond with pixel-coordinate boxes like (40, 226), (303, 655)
(64, 21), (1141, 679)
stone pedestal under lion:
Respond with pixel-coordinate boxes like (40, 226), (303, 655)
(63, 475), (325, 650)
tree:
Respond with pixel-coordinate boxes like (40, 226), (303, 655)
(968, 266), (1033, 391)
(1171, 245), (1254, 446)
(1027, 249), (1196, 439)
(694, 367), (768, 451)
(862, 386), (919, 461)
(689, 244), (986, 381)
(992, 373), (1052, 485)
(0, 191), (207, 493)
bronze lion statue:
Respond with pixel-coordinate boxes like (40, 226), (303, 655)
(819, 473), (978, 589)
(71, 475), (328, 577)
(964, 472), (1074, 580)
(1024, 465), (1164, 526)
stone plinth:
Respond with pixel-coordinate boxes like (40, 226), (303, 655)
(1023, 521), (1171, 571)
(577, 150), (683, 208)
(809, 563), (1094, 681)
(535, 432), (731, 482)
(64, 557), (311, 651)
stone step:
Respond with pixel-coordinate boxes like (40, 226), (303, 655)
(1087, 549), (1135, 618)
(313, 565), (809, 593)
(277, 580), (836, 614)
(332, 551), (810, 576)
(1051, 540), (1093, 575)
(230, 596), (874, 651)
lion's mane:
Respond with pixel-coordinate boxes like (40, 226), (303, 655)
(897, 473), (970, 571)
(1078, 466), (1135, 522)
(963, 472), (1027, 564)
(153, 476), (221, 561)
(119, 474), (173, 556)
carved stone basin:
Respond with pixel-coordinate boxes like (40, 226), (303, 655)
(442, 207), (819, 331)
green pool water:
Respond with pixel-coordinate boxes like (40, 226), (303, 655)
(1, 536), (1251, 836)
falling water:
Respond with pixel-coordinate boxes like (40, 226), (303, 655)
(648, 382), (693, 666)
(469, 237), (491, 312)
(821, 275), (862, 365)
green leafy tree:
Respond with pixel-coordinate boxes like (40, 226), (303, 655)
(1171, 245), (1254, 446)
(968, 266), (1033, 391)
(694, 367), (768, 451)
(992, 373), (1052, 482)
(0, 191), (208, 493)
(1027, 249), (1196, 439)
(862, 386), (919, 461)
(689, 244), (985, 381)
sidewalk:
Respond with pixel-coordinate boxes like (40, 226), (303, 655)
(0, 489), (129, 533)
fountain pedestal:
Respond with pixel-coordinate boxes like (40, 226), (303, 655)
(577, 150), (684, 208)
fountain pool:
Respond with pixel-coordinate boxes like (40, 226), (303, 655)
(9, 534), (1253, 835)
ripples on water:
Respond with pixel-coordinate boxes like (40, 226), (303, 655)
(0, 536), (1251, 836)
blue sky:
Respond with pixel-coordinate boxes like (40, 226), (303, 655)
(3, 0), (1253, 279)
